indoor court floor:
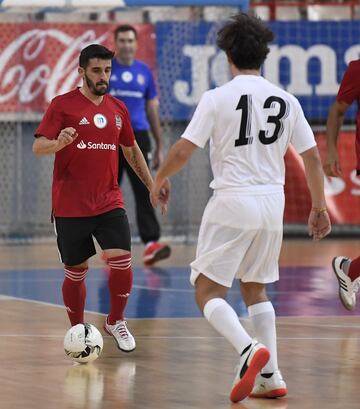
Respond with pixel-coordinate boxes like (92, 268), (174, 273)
(0, 239), (359, 409)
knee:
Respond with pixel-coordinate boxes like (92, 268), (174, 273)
(65, 262), (88, 270)
(104, 249), (131, 261)
(63, 264), (88, 285)
(240, 282), (268, 307)
(194, 274), (227, 311)
(106, 252), (132, 272)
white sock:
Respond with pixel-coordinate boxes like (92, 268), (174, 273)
(203, 298), (252, 355)
(248, 301), (278, 374)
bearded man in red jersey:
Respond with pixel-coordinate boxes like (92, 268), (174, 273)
(33, 44), (169, 353)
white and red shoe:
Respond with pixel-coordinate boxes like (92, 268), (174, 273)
(104, 318), (136, 352)
(230, 340), (270, 403)
(332, 256), (360, 311)
(143, 241), (171, 266)
(250, 369), (287, 398)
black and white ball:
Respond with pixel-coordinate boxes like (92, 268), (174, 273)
(64, 323), (103, 363)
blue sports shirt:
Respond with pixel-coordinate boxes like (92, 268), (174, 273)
(109, 59), (157, 132)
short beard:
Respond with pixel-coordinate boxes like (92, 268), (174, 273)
(85, 75), (108, 96)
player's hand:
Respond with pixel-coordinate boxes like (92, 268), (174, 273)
(323, 149), (341, 177)
(152, 147), (164, 171)
(308, 208), (331, 241)
(150, 177), (171, 215)
(57, 127), (78, 149)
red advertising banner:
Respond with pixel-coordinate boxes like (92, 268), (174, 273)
(0, 23), (156, 113)
(0, 22), (358, 226)
(284, 131), (360, 224)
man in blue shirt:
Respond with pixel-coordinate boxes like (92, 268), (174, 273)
(110, 24), (170, 265)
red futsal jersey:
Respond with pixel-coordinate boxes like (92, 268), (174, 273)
(336, 60), (360, 174)
(35, 88), (135, 217)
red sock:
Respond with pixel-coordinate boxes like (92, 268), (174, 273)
(348, 256), (360, 281)
(107, 254), (132, 324)
(62, 266), (87, 326)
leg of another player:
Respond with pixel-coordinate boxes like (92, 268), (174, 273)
(195, 274), (251, 354)
(195, 274), (269, 402)
(128, 133), (170, 265)
(103, 248), (135, 352)
(127, 162), (161, 245)
(332, 255), (360, 310)
(348, 255), (360, 281)
(240, 282), (276, 372)
(62, 260), (89, 327)
(241, 281), (287, 398)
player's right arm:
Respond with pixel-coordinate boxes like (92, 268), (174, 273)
(32, 98), (78, 156)
(301, 146), (331, 241)
(324, 61), (359, 177)
(151, 91), (214, 209)
(290, 102), (331, 241)
(32, 128), (78, 155)
(323, 100), (349, 177)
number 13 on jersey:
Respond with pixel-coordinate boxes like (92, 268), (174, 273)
(235, 94), (288, 147)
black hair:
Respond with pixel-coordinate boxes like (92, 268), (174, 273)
(114, 24), (138, 39)
(217, 13), (274, 70)
(79, 44), (114, 68)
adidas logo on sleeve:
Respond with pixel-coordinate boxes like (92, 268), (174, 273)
(79, 117), (90, 125)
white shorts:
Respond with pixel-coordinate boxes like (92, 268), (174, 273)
(190, 187), (284, 288)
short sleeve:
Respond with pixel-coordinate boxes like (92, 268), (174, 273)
(119, 106), (135, 147)
(181, 91), (216, 149)
(290, 105), (316, 154)
(336, 61), (360, 105)
(144, 67), (158, 101)
(35, 98), (63, 140)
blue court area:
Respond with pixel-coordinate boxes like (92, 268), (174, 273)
(0, 265), (354, 318)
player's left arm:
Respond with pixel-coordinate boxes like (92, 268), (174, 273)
(149, 90), (213, 208)
(146, 97), (163, 170)
(150, 139), (197, 208)
(121, 141), (154, 190)
(121, 141), (170, 213)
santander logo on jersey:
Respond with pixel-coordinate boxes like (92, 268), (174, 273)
(76, 140), (116, 151)
(77, 140), (86, 149)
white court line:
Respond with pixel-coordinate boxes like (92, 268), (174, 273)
(0, 295), (13, 300)
(0, 296), (201, 321)
(277, 321), (360, 329)
(0, 295), (105, 315)
(1, 296), (359, 328)
(0, 295), (201, 320)
(0, 334), (358, 341)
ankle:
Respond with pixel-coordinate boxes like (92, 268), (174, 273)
(343, 260), (350, 275)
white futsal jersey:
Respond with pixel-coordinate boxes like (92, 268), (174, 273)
(182, 75), (316, 191)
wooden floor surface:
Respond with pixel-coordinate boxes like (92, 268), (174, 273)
(0, 239), (359, 409)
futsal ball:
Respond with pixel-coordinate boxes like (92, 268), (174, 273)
(64, 323), (103, 363)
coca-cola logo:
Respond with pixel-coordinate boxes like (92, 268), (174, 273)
(0, 27), (109, 109)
